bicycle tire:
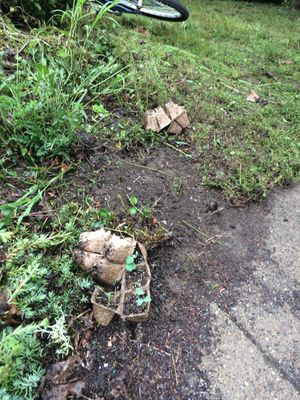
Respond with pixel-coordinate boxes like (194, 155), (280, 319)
(121, 0), (189, 22)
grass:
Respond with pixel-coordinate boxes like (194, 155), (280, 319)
(0, 0), (299, 398)
(108, 0), (300, 200)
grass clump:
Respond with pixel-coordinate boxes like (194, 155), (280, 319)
(0, 1), (125, 162)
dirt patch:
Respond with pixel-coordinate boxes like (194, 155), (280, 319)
(60, 144), (272, 399)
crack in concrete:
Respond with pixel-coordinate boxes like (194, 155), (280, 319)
(224, 309), (300, 394)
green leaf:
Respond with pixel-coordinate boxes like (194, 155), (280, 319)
(136, 295), (151, 307)
(0, 230), (13, 244)
(57, 49), (68, 58)
(35, 64), (48, 75)
(125, 262), (136, 272)
(92, 104), (109, 117)
(126, 253), (137, 264)
(129, 196), (138, 206)
(143, 296), (152, 303)
(126, 253), (138, 272)
(135, 288), (145, 296)
(129, 207), (137, 216)
(136, 298), (144, 306)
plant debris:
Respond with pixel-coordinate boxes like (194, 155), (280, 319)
(40, 355), (86, 400)
(246, 90), (267, 106)
(143, 101), (190, 134)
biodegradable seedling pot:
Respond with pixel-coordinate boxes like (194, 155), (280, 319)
(122, 287), (151, 323)
(79, 229), (111, 254)
(73, 249), (103, 272)
(125, 262), (151, 291)
(91, 287), (123, 326)
(94, 258), (125, 285)
(73, 250), (125, 285)
(105, 236), (136, 263)
(124, 242), (151, 290)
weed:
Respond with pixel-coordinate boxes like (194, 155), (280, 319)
(0, 171), (64, 226)
(39, 313), (73, 358)
(128, 195), (153, 220)
(172, 178), (183, 196)
(0, 1), (125, 161)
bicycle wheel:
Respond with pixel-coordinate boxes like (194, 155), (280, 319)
(121, 0), (189, 22)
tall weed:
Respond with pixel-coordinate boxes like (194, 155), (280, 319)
(0, 0), (125, 161)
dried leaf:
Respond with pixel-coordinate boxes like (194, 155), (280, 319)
(41, 355), (85, 400)
(41, 381), (85, 400)
(246, 90), (260, 103)
(51, 355), (80, 384)
(136, 26), (150, 36)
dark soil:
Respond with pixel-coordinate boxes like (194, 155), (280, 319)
(59, 143), (271, 399)
(125, 263), (148, 290)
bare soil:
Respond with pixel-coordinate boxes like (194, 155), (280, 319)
(59, 143), (272, 399)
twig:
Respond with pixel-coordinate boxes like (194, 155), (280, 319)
(182, 220), (226, 246)
(205, 231), (227, 245)
(210, 207), (224, 215)
(120, 160), (173, 177)
(109, 227), (135, 239)
(164, 142), (193, 158)
(172, 353), (179, 387)
(182, 220), (209, 238)
(77, 393), (93, 400)
(142, 343), (171, 356)
(116, 193), (128, 213)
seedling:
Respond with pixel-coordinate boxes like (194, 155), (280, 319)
(128, 195), (138, 216)
(128, 195), (153, 220)
(125, 252), (138, 272)
(134, 287), (145, 296)
(134, 287), (151, 307)
(105, 291), (114, 306)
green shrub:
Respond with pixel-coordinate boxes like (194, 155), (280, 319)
(0, 322), (47, 399)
